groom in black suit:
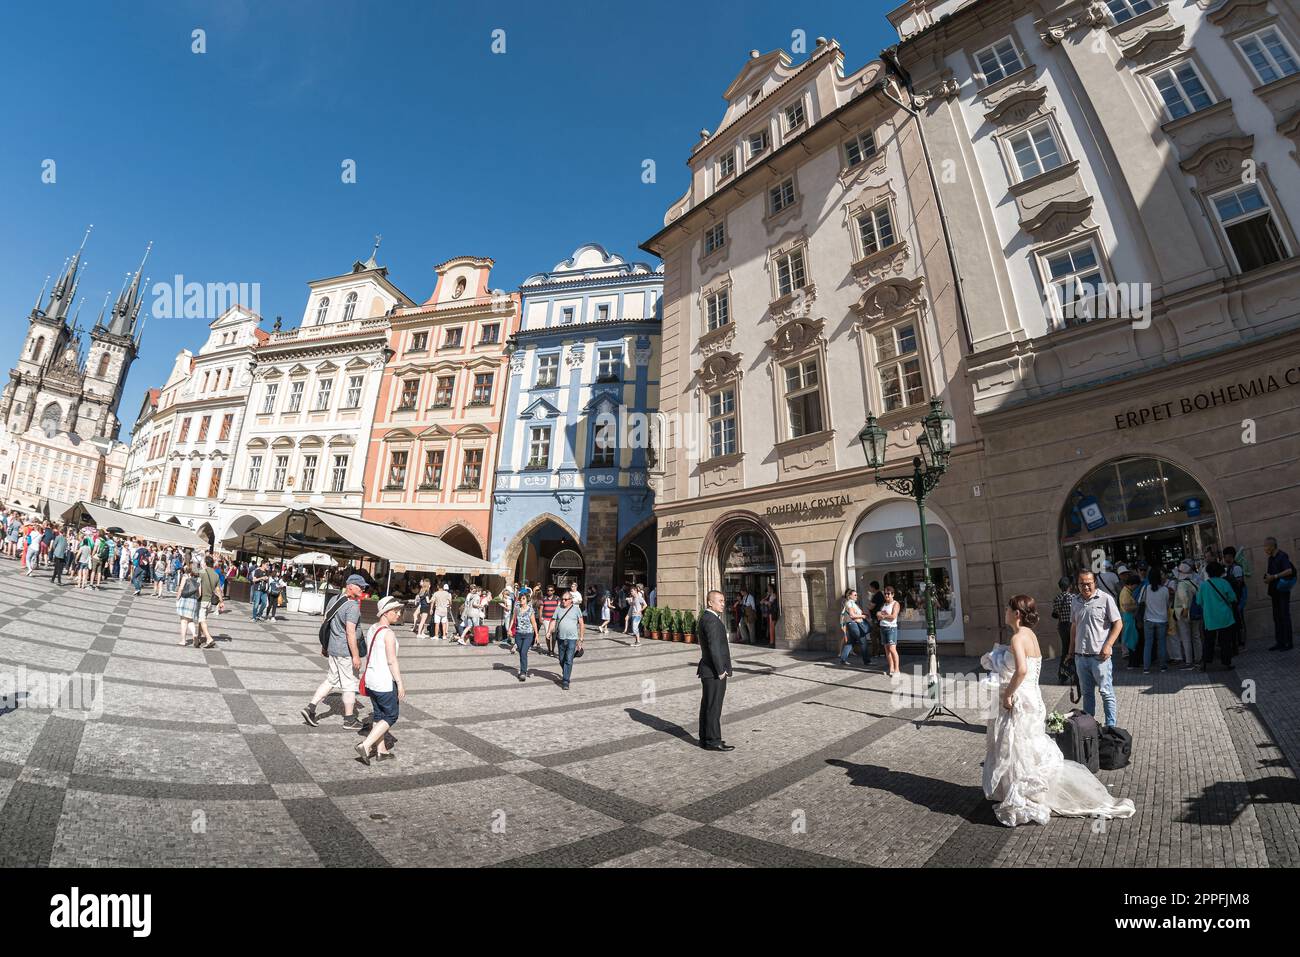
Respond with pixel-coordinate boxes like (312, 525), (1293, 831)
(698, 589), (734, 751)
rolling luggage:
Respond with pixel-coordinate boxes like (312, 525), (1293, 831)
(1098, 726), (1133, 770)
(1057, 709), (1101, 773)
(495, 624), (508, 643)
(471, 624), (490, 646)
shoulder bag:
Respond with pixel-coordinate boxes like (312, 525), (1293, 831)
(357, 625), (388, 698)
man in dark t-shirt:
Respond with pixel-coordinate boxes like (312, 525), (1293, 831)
(1264, 537), (1295, 650)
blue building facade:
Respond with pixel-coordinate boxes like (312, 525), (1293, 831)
(489, 244), (662, 593)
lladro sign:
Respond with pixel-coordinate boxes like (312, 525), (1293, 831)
(1115, 366), (1300, 430)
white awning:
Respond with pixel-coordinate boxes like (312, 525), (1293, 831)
(224, 507), (501, 575)
(58, 501), (210, 549)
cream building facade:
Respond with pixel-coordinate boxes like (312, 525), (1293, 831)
(644, 40), (997, 652)
(889, 0), (1300, 648)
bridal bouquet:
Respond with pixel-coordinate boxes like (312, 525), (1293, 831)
(1045, 710), (1068, 735)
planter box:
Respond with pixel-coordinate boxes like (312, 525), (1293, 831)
(225, 579), (251, 603)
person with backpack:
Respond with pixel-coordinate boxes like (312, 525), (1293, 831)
(152, 549), (168, 598)
(301, 575), (366, 729)
(1198, 561), (1240, 669)
(266, 569), (286, 622)
(1172, 563), (1200, 669)
(354, 595), (407, 765)
(131, 542), (152, 596)
(176, 561), (202, 646)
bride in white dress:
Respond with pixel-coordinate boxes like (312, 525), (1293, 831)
(982, 595), (1136, 827)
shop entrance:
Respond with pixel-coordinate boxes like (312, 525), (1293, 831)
(717, 521), (779, 646)
(1060, 456), (1219, 578)
(513, 519), (584, 591)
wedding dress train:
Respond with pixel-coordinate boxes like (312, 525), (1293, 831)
(981, 644), (1136, 827)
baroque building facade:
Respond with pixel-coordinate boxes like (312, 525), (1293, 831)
(487, 244), (662, 591)
(643, 40), (994, 651)
(0, 230), (148, 507)
(361, 256), (519, 561)
(889, 0), (1300, 649)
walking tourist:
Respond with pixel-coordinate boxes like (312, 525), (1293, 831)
(49, 526), (68, 585)
(194, 554), (225, 649)
(599, 590), (611, 634)
(355, 595), (406, 766)
(176, 561), (201, 646)
(540, 585), (560, 655)
(250, 561), (270, 621)
(1172, 563), (1199, 669)
(431, 583), (452, 641)
(697, 589), (733, 752)
(552, 590), (584, 690)
(1264, 537), (1295, 651)
(301, 575), (366, 729)
(1050, 576), (1073, 655)
(512, 592), (538, 681)
(628, 584), (646, 646)
(837, 587), (869, 667)
(1141, 565), (1174, 674)
(1067, 569), (1122, 728)
(77, 535), (93, 589)
(413, 579), (432, 637)
(1198, 561), (1240, 669)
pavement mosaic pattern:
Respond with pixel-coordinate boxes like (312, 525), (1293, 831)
(0, 560), (1296, 868)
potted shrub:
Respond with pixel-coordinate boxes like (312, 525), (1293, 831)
(668, 609), (683, 642)
(644, 606), (660, 640)
(682, 610), (697, 644)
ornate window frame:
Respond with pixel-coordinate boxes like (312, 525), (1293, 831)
(996, 112), (1071, 185)
(1030, 229), (1116, 331)
(851, 277), (933, 422)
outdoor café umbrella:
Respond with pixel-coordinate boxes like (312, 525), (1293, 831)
(291, 551), (338, 590)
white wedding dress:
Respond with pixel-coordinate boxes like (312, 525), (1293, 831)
(981, 644), (1136, 827)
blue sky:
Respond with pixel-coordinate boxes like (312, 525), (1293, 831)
(0, 0), (899, 433)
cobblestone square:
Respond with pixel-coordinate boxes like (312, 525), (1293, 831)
(1, 561), (1296, 868)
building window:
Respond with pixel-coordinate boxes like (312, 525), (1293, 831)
(330, 454), (349, 492)
(248, 455), (263, 488)
(1106, 0), (1154, 24)
(470, 373), (494, 405)
(421, 449), (444, 488)
(433, 375), (455, 407)
(287, 380), (305, 412)
(775, 248), (808, 298)
(460, 449), (483, 489)
(527, 426), (551, 468)
(591, 418), (616, 468)
(748, 129), (770, 158)
(300, 454), (317, 491)
(219, 413), (233, 441)
(195, 416), (209, 441)
(479, 323), (500, 344)
(398, 378), (419, 410)
(443, 327), (463, 349)
(1041, 239), (1106, 326)
(783, 100), (806, 132)
(1151, 61), (1214, 120)
(874, 322), (926, 413)
(411, 331), (428, 352)
(857, 203), (896, 256)
(342, 291), (358, 323)
(208, 467), (222, 498)
(708, 388), (737, 459)
(97, 353), (110, 377)
(1236, 26), (1299, 85)
(561, 307), (575, 324)
(718, 151), (736, 180)
(844, 130), (878, 168)
(595, 304), (610, 322)
(314, 297), (330, 325)
(704, 221), (726, 255)
(1008, 121), (1064, 180)
(312, 379), (333, 411)
(186, 469), (200, 497)
(597, 347), (622, 382)
(535, 354), (558, 388)
(387, 450), (408, 488)
(1212, 184), (1289, 272)
(271, 455), (289, 490)
(167, 468), (180, 496)
(344, 375), (364, 408)
(222, 368), (232, 389)
(769, 177), (797, 216)
(975, 37), (1024, 85)
(178, 418), (191, 442)
(706, 290), (730, 331)
(784, 358), (824, 438)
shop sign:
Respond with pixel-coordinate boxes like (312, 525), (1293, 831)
(855, 525), (951, 566)
(1114, 366), (1300, 430)
(1077, 493), (1106, 532)
(765, 494), (851, 522)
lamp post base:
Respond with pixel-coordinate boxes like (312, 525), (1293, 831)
(917, 633), (971, 726)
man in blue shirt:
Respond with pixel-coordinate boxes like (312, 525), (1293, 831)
(1264, 537), (1295, 651)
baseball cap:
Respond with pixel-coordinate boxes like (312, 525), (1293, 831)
(345, 574), (368, 589)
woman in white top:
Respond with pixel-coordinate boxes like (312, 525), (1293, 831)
(355, 596), (407, 766)
(877, 585), (901, 677)
(1141, 566), (1175, 674)
(599, 592), (611, 634)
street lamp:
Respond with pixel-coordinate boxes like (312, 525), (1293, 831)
(857, 397), (964, 725)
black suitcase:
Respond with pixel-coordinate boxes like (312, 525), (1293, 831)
(1098, 726), (1133, 770)
(495, 624), (508, 643)
(1057, 709), (1101, 772)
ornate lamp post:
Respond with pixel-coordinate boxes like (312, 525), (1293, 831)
(857, 397), (965, 724)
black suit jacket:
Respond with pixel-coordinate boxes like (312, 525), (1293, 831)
(697, 610), (732, 678)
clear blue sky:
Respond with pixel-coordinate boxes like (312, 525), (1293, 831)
(0, 0), (898, 434)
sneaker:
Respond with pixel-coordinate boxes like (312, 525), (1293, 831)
(342, 716), (363, 730)
(561, 682), (570, 691)
(301, 704), (320, 727)
(518, 673), (527, 682)
(1143, 669), (1150, 675)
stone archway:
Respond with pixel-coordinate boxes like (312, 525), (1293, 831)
(440, 523), (484, 559)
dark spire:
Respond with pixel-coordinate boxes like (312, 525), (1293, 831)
(108, 241), (151, 337)
(45, 225), (93, 323)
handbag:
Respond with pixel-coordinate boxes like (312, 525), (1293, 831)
(1057, 654), (1080, 704)
(1277, 574), (1297, 592)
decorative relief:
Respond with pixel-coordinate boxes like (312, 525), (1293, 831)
(698, 325), (735, 358)
(700, 457), (741, 491)
(913, 72), (959, 109)
(778, 434), (833, 478)
(1278, 111), (1300, 161)
(850, 241), (910, 289)
(1115, 19), (1186, 66)
(837, 152), (889, 190)
(1011, 162), (1095, 235)
(1178, 135), (1256, 190)
(509, 352), (526, 374)
(1256, 73), (1300, 124)
(981, 75), (1048, 128)
(1040, 2), (1110, 45)
(696, 350), (744, 390)
(633, 335), (652, 367)
(767, 317), (826, 358)
(493, 493), (509, 513)
(565, 344), (585, 368)
(768, 282), (818, 324)
(556, 492), (575, 513)
(1162, 101), (1245, 162)
(852, 276), (926, 324)
(1205, 0), (1274, 36)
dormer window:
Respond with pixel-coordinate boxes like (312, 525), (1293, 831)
(342, 291), (358, 323)
(718, 151), (736, 180)
(748, 129), (770, 159)
(314, 297), (330, 325)
(783, 101), (806, 133)
(596, 304), (610, 322)
(561, 307), (575, 324)
(748, 88), (762, 106)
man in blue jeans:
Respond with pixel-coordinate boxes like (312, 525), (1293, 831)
(1067, 569), (1123, 727)
(250, 562), (270, 621)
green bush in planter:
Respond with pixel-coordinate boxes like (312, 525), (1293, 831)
(668, 609), (683, 637)
(682, 610), (697, 641)
(646, 606), (661, 636)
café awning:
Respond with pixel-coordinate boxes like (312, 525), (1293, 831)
(223, 507), (501, 575)
(58, 501), (209, 549)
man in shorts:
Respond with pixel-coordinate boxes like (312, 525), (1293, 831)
(195, 554), (226, 648)
(431, 583), (452, 640)
(301, 574), (366, 730)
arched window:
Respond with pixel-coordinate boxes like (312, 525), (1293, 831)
(342, 291), (358, 322)
(315, 297), (330, 325)
(96, 353), (110, 377)
(31, 337), (45, 361)
(39, 402), (62, 436)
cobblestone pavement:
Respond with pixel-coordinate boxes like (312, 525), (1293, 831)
(0, 560), (1296, 867)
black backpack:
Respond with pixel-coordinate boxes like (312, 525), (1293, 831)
(1098, 726), (1133, 770)
(1057, 709), (1101, 773)
(318, 596), (350, 653)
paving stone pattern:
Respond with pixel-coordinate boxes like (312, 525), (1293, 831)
(0, 560), (1296, 868)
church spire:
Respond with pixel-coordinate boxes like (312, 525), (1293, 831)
(45, 225), (93, 323)
(108, 241), (151, 337)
